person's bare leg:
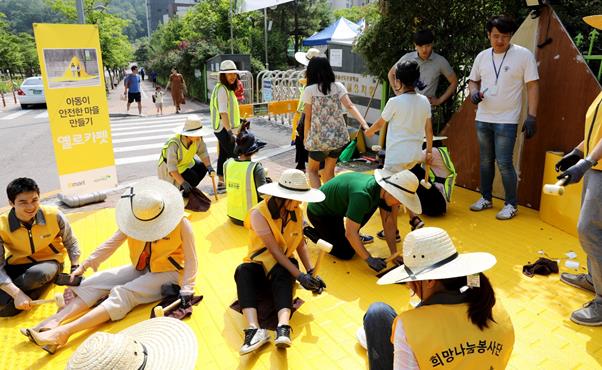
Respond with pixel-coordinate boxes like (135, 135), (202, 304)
(277, 308), (291, 326)
(137, 101), (142, 115)
(242, 307), (260, 328)
(32, 296), (89, 331)
(307, 158), (321, 189)
(30, 305), (111, 347)
(321, 157), (337, 184)
(126, 101), (131, 113)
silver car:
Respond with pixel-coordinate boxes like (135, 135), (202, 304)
(17, 76), (46, 108)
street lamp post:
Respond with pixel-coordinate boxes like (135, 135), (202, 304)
(76, 0), (85, 24)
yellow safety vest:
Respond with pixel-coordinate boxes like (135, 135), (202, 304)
(127, 221), (185, 272)
(224, 159), (259, 224)
(585, 91), (602, 171)
(210, 83), (241, 131)
(243, 199), (304, 273)
(158, 134), (197, 174)
(0, 206), (66, 265)
(428, 147), (457, 202)
(396, 302), (514, 369)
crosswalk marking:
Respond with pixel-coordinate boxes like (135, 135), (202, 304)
(34, 111), (49, 119)
(112, 126), (182, 137)
(110, 122), (182, 132)
(112, 134), (179, 144)
(1, 110), (29, 120)
(114, 137), (217, 153)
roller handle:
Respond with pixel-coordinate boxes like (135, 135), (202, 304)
(312, 251), (325, 277)
(30, 298), (54, 306)
(154, 298), (181, 317)
(420, 163), (432, 189)
(209, 172), (219, 201)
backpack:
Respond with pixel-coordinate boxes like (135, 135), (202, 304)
(305, 94), (349, 152)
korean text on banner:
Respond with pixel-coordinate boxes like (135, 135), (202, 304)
(33, 23), (117, 195)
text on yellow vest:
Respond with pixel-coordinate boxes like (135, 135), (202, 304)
(127, 221), (185, 272)
(158, 134), (198, 173)
(225, 159), (259, 222)
(211, 83), (241, 130)
(243, 199), (304, 273)
(0, 206), (66, 265)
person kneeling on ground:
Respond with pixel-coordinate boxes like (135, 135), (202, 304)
(306, 170), (422, 272)
(224, 128), (268, 225)
(360, 227), (514, 369)
(234, 169), (326, 355)
(0, 178), (81, 317)
(22, 178), (198, 354)
(158, 115), (215, 196)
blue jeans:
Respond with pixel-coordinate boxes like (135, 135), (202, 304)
(476, 121), (518, 206)
(363, 302), (397, 370)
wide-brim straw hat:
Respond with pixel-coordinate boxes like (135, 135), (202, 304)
(584, 15), (602, 30)
(116, 178), (185, 242)
(294, 48), (322, 66)
(176, 114), (212, 137)
(217, 59), (242, 74)
(257, 169), (325, 203)
(66, 317), (197, 370)
(378, 227), (497, 285)
(374, 169), (422, 214)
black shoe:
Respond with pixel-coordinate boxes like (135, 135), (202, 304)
(274, 325), (292, 348)
(409, 216), (424, 231)
(376, 229), (401, 242)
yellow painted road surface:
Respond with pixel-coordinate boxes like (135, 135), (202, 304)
(1, 187), (600, 369)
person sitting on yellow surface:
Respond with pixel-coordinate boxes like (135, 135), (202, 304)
(234, 169), (326, 355)
(22, 178), (198, 354)
(158, 115), (215, 196)
(359, 227), (514, 369)
(0, 177), (81, 317)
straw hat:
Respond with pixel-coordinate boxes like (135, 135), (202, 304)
(66, 317), (197, 370)
(257, 169), (325, 203)
(584, 15), (602, 30)
(217, 60), (241, 74)
(374, 169), (422, 214)
(295, 48), (322, 66)
(378, 227), (497, 285)
(176, 115), (212, 137)
(116, 178), (185, 242)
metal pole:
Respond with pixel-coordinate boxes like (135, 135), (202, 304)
(76, 0), (85, 24)
(229, 0), (234, 54)
(264, 8), (269, 70)
(145, 0), (151, 38)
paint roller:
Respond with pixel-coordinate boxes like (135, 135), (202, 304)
(31, 293), (65, 308)
(153, 298), (181, 317)
(542, 177), (568, 196)
(303, 226), (333, 277)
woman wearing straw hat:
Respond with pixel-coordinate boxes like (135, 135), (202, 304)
(234, 169), (326, 355)
(306, 169), (421, 272)
(210, 60), (243, 193)
(158, 114), (215, 196)
(359, 227), (514, 369)
(23, 178), (199, 354)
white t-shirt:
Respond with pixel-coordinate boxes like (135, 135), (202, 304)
(215, 86), (230, 132)
(302, 81), (348, 105)
(382, 93), (431, 170)
(393, 317), (420, 369)
(468, 44), (539, 124)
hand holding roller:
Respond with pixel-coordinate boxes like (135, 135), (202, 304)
(153, 298), (181, 317)
(31, 293), (65, 308)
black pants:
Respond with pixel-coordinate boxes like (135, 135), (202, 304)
(0, 261), (61, 317)
(294, 113), (308, 170)
(308, 211), (356, 260)
(181, 158), (208, 187)
(215, 128), (236, 177)
(234, 258), (299, 312)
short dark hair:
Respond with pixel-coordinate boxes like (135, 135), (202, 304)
(219, 73), (238, 91)
(414, 29), (434, 46)
(7, 178), (39, 203)
(131, 65), (138, 71)
(306, 57), (336, 95)
(395, 60), (420, 87)
(486, 15), (517, 34)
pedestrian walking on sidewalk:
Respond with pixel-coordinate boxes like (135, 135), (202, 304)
(124, 65), (142, 116)
(166, 67), (187, 114)
(153, 86), (164, 116)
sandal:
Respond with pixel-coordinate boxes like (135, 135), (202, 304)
(409, 216), (424, 231)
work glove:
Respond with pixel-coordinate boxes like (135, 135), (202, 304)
(557, 158), (596, 185)
(296, 273), (322, 291)
(522, 114), (537, 139)
(181, 181), (194, 196)
(470, 91), (483, 105)
(227, 129), (236, 144)
(207, 166), (216, 177)
(555, 148), (583, 172)
(179, 293), (193, 309)
(365, 256), (387, 272)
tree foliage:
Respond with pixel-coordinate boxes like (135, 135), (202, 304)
(333, 2), (379, 24)
(0, 13), (39, 75)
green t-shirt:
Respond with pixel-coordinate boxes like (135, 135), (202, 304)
(308, 172), (382, 224)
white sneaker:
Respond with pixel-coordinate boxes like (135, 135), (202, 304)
(356, 327), (367, 350)
(239, 327), (270, 355)
(496, 204), (518, 220)
(470, 197), (493, 211)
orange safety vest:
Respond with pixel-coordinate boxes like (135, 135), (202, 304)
(127, 221), (185, 272)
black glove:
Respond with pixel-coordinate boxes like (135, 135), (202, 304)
(555, 148), (583, 172)
(296, 273), (321, 291)
(557, 158), (595, 185)
(206, 166), (216, 176)
(470, 91), (483, 105)
(365, 256), (387, 272)
(179, 293), (193, 309)
(181, 181), (193, 196)
(522, 114), (537, 139)
(70, 264), (80, 273)
(308, 273), (326, 294)
(227, 129), (236, 144)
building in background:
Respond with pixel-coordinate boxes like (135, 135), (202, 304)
(146, 0), (200, 35)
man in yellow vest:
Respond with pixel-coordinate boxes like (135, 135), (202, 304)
(0, 178), (81, 316)
(557, 14), (602, 327)
(224, 130), (267, 225)
(360, 227), (514, 369)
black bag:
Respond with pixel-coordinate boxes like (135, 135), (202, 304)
(152, 94), (156, 103)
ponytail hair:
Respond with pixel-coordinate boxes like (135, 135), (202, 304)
(440, 272), (496, 330)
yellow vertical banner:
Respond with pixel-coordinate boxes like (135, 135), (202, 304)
(33, 23), (117, 195)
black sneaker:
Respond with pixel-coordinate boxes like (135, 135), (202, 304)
(376, 230), (401, 243)
(359, 234), (374, 244)
(239, 327), (270, 355)
(274, 325), (292, 348)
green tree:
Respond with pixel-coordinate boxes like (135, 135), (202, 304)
(333, 2), (379, 24)
(0, 0), (64, 34)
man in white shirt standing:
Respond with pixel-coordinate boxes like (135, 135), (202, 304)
(468, 15), (539, 220)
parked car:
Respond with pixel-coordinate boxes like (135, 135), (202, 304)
(17, 76), (45, 108)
